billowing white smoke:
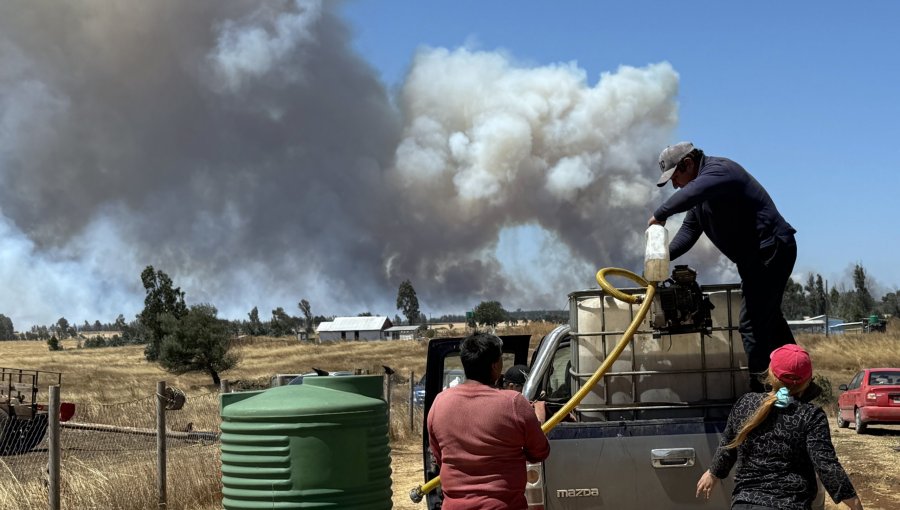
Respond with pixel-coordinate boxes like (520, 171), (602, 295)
(384, 48), (696, 305)
(0, 1), (728, 328)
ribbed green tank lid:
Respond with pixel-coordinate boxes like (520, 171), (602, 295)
(301, 374), (383, 400)
(222, 376), (384, 419)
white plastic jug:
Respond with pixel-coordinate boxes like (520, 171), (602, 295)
(644, 225), (670, 283)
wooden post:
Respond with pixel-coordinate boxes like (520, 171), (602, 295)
(157, 381), (167, 509)
(48, 385), (60, 510)
(220, 379), (231, 393)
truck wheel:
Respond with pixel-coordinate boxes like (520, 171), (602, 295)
(854, 408), (867, 434)
(836, 410), (849, 429)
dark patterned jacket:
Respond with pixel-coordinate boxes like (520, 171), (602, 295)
(709, 392), (857, 509)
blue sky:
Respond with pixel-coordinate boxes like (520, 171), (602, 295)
(340, 0), (900, 294)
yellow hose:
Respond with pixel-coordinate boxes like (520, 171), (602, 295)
(410, 267), (654, 503)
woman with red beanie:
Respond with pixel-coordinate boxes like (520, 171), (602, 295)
(696, 344), (863, 509)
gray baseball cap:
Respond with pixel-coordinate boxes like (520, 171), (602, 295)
(656, 141), (694, 187)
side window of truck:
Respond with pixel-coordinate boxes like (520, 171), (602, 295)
(440, 352), (519, 389)
(545, 343), (572, 400)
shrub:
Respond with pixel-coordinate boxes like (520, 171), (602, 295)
(47, 336), (62, 351)
(812, 374), (835, 408)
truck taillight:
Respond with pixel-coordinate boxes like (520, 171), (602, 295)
(525, 461), (544, 509)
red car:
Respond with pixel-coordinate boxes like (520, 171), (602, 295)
(837, 368), (900, 433)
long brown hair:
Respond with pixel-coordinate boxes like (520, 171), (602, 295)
(725, 370), (810, 449)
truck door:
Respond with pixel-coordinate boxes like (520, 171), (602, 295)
(420, 334), (531, 510)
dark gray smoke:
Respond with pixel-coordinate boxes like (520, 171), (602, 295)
(0, 1), (724, 327)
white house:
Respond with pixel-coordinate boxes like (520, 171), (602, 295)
(316, 316), (393, 342)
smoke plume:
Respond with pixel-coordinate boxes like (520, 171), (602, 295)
(0, 1), (725, 328)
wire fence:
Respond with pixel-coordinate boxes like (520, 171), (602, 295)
(0, 374), (423, 509)
(0, 386), (221, 510)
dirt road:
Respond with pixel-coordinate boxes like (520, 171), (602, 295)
(827, 422), (900, 509)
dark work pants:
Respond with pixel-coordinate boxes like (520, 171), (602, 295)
(737, 236), (797, 392)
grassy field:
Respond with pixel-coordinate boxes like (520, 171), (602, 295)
(1, 321), (898, 509)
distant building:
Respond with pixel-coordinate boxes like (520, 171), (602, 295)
(787, 315), (846, 335)
(383, 325), (421, 340)
(316, 316), (393, 342)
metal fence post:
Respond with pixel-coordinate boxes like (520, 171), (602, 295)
(157, 381), (167, 509)
(408, 371), (415, 432)
(49, 384), (60, 510)
(384, 372), (392, 417)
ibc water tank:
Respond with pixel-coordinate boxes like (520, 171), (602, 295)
(220, 375), (392, 509)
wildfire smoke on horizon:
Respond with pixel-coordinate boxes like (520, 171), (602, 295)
(0, 1), (726, 328)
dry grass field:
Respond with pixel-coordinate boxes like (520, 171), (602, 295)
(1, 320), (898, 509)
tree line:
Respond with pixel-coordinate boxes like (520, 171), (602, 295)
(783, 264), (899, 322)
(1, 263), (897, 384)
(2, 262), (896, 344)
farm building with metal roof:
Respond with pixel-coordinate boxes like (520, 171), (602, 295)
(316, 316), (393, 341)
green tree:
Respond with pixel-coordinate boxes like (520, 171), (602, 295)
(803, 273), (827, 316)
(396, 279), (420, 325)
(828, 287), (843, 319)
(138, 266), (188, 361)
(358, 312), (373, 317)
(56, 317), (70, 339)
(298, 299), (313, 335)
(473, 301), (507, 329)
(158, 304), (238, 386)
(0, 314), (15, 340)
(813, 274), (827, 316)
(269, 307), (298, 337)
(852, 264), (875, 318)
(247, 306), (263, 336)
(781, 279), (807, 319)
(47, 336), (62, 351)
(879, 291), (900, 317)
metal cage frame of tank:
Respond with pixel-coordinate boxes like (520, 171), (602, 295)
(567, 283), (748, 422)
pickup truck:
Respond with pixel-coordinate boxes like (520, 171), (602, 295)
(419, 282), (749, 509)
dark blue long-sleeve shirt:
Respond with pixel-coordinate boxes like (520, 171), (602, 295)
(652, 155), (795, 266)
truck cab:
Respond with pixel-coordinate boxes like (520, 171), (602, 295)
(420, 282), (748, 509)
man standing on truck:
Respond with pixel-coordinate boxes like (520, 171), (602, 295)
(649, 142), (797, 391)
(427, 333), (550, 509)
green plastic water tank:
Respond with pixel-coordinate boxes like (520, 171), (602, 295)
(220, 375), (392, 509)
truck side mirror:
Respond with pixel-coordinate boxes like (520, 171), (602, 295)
(838, 384), (848, 391)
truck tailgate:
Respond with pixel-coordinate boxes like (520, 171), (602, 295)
(542, 419), (733, 509)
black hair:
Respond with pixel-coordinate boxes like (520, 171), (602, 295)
(687, 148), (705, 164)
(460, 332), (503, 385)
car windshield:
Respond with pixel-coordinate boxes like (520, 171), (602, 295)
(868, 371), (900, 385)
